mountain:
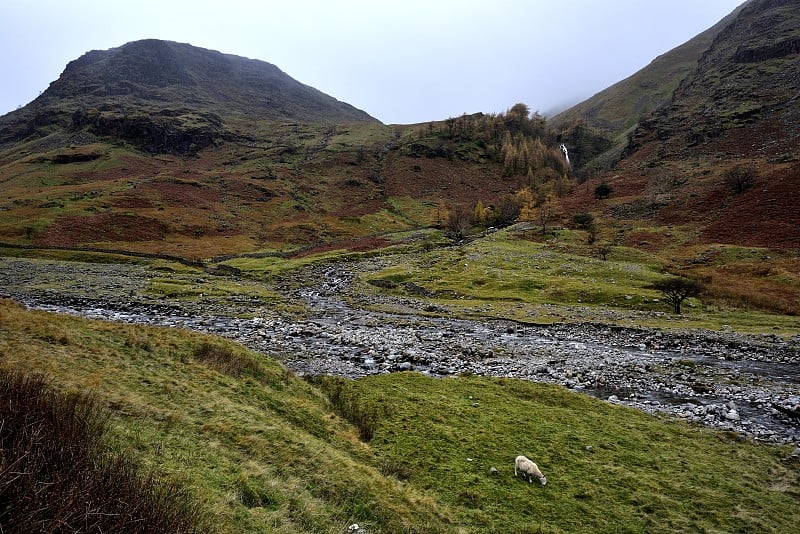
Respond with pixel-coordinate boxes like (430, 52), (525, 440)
(0, 41), (545, 259)
(0, 39), (377, 154)
(551, 3), (746, 170)
(1, 4), (798, 269)
(552, 0), (800, 315)
(560, 0), (800, 248)
(627, 0), (800, 161)
(610, 0), (800, 250)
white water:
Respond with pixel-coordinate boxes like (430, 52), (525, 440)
(560, 143), (570, 167)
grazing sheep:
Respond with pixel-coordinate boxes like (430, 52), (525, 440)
(514, 455), (547, 485)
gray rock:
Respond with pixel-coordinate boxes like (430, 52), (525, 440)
(3, 256), (799, 446)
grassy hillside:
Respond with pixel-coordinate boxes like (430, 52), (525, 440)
(1, 298), (798, 532)
(0, 299), (452, 533)
(332, 373), (800, 533)
(0, 110), (551, 259)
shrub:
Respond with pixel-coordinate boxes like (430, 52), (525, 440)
(488, 194), (522, 228)
(445, 205), (473, 240)
(572, 212), (594, 229)
(0, 370), (203, 533)
(594, 182), (613, 199)
(724, 164), (756, 193)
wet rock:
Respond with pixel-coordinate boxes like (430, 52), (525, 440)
(2, 256), (798, 446)
(405, 282), (435, 297)
(726, 410), (741, 421)
(368, 278), (397, 289)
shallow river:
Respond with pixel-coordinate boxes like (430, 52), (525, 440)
(2, 258), (798, 445)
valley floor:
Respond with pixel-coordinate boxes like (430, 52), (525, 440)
(1, 255), (798, 447)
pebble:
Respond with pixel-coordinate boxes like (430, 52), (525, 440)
(1, 257), (798, 446)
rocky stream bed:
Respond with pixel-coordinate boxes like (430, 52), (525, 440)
(1, 256), (798, 447)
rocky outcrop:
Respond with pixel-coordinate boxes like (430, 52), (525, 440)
(70, 108), (227, 154)
(734, 37), (800, 62)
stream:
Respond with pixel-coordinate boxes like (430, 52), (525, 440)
(1, 257), (798, 445)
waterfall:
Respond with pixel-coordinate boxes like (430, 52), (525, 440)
(560, 143), (571, 167)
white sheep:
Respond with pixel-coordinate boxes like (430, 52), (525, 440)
(514, 455), (547, 485)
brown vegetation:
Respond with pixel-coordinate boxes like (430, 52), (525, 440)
(36, 213), (169, 246)
(0, 370), (203, 533)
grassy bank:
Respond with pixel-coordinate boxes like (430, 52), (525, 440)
(0, 299), (452, 533)
(322, 373), (800, 532)
(1, 299), (797, 532)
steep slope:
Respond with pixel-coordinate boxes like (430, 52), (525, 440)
(0, 39), (377, 154)
(615, 0), (800, 251)
(551, 2), (746, 170)
(627, 0), (800, 161)
(565, 0), (800, 251)
(554, 0), (800, 315)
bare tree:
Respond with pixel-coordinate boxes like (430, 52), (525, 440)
(446, 205), (473, 240)
(537, 197), (553, 236)
(489, 194), (522, 228)
(595, 243), (612, 261)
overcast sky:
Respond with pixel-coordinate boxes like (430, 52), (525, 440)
(2, 0), (743, 124)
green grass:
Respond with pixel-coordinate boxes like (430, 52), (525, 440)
(144, 274), (279, 304)
(331, 373), (800, 533)
(367, 230), (664, 311)
(0, 300), (452, 533)
(0, 300), (797, 532)
(360, 229), (800, 332)
(0, 245), (150, 264)
(218, 252), (344, 280)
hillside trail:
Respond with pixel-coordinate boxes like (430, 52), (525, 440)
(0, 255), (798, 446)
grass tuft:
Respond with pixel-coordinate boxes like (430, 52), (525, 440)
(379, 459), (412, 481)
(193, 340), (264, 379)
(235, 474), (282, 510)
(0, 369), (204, 533)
